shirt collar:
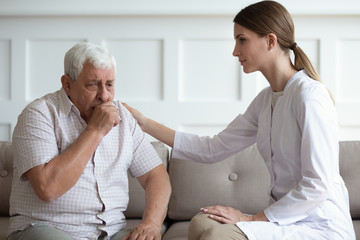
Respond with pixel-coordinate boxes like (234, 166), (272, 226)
(58, 88), (77, 118)
(283, 69), (307, 93)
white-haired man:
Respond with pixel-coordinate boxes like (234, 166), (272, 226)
(7, 42), (171, 240)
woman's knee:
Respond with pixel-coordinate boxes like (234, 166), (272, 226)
(200, 224), (247, 240)
(188, 212), (219, 240)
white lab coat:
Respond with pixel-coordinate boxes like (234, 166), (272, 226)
(172, 70), (355, 239)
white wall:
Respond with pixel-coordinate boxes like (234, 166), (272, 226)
(1, 0), (360, 141)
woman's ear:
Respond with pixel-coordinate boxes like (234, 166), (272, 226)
(61, 75), (72, 96)
(266, 33), (277, 50)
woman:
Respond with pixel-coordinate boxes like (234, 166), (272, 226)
(124, 1), (355, 239)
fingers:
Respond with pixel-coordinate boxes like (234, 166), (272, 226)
(208, 214), (232, 224)
(201, 206), (231, 220)
(87, 103), (120, 136)
(122, 102), (136, 116)
(121, 102), (146, 129)
(125, 222), (161, 240)
(200, 205), (243, 224)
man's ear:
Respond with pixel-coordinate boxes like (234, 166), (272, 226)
(266, 33), (277, 50)
(61, 75), (72, 96)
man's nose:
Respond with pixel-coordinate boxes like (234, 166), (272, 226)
(97, 85), (109, 102)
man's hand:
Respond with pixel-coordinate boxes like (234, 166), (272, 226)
(122, 220), (161, 240)
(87, 103), (120, 137)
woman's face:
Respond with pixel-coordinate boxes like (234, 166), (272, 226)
(232, 23), (269, 74)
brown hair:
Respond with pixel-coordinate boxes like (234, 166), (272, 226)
(233, 1), (320, 82)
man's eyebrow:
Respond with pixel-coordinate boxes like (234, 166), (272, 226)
(88, 79), (99, 83)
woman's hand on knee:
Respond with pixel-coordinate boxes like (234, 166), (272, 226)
(200, 205), (253, 224)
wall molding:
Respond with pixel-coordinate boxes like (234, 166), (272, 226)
(0, 0), (360, 16)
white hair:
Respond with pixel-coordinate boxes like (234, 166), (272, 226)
(64, 42), (116, 81)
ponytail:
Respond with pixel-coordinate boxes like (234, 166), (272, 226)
(291, 43), (335, 103)
(291, 43), (320, 81)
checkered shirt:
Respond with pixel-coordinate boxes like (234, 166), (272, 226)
(8, 88), (162, 240)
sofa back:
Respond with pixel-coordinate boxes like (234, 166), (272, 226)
(168, 141), (360, 221)
(124, 141), (169, 218)
(0, 141), (12, 216)
(168, 144), (271, 220)
(339, 141), (360, 218)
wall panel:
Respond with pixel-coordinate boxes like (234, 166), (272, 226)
(0, 39), (10, 101)
(0, 123), (11, 141)
(179, 39), (240, 102)
(336, 39), (360, 101)
(105, 39), (164, 101)
(26, 39), (83, 100)
(0, 10), (359, 141)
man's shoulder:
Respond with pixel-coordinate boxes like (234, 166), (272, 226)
(26, 90), (61, 108)
(20, 90), (63, 121)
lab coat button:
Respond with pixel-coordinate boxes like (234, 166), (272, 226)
(228, 173), (238, 181)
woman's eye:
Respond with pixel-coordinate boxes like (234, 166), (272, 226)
(239, 38), (246, 43)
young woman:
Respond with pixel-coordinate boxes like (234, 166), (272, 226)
(124, 1), (355, 239)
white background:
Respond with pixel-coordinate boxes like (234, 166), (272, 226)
(0, 0), (360, 141)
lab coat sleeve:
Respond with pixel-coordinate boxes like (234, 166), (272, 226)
(264, 83), (339, 225)
(172, 89), (269, 163)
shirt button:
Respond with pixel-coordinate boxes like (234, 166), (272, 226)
(228, 173), (238, 181)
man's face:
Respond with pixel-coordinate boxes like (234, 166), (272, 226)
(62, 62), (115, 123)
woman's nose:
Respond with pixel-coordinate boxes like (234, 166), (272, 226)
(233, 44), (239, 57)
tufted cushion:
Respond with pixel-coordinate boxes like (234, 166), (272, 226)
(167, 144), (271, 220)
(124, 141), (169, 218)
(339, 141), (360, 218)
(0, 141), (13, 216)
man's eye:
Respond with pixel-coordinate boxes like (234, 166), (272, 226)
(87, 84), (97, 89)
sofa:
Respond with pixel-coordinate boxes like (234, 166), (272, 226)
(0, 140), (359, 239)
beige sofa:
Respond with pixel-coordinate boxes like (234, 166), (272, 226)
(0, 140), (359, 239)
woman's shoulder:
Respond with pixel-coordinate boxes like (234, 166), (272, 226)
(287, 71), (328, 102)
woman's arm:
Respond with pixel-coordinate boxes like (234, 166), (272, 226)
(122, 103), (175, 147)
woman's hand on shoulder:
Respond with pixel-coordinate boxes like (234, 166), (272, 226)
(122, 102), (148, 131)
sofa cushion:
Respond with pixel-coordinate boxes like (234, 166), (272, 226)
(124, 141), (169, 218)
(168, 144), (271, 220)
(162, 221), (189, 240)
(126, 219), (170, 236)
(339, 141), (360, 218)
(0, 141), (13, 216)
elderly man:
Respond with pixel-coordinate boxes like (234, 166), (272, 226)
(7, 42), (171, 240)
